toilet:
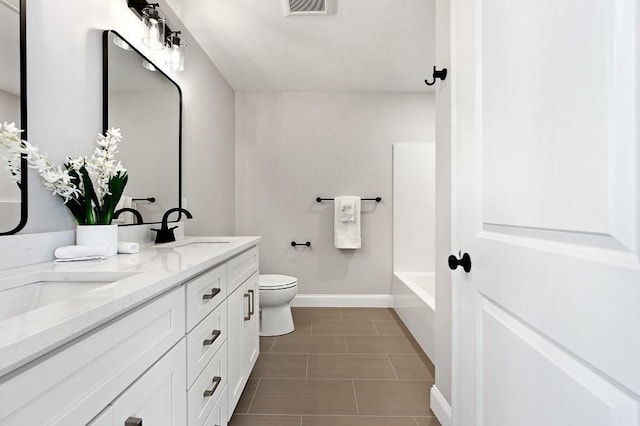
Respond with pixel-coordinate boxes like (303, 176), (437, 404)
(259, 274), (298, 336)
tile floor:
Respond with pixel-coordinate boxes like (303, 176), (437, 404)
(229, 307), (441, 426)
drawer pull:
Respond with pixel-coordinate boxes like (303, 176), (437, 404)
(248, 289), (255, 316)
(202, 288), (221, 300)
(203, 329), (222, 346)
(244, 293), (251, 321)
(203, 376), (222, 397)
(125, 417), (143, 426)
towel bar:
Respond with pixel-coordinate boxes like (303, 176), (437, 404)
(316, 197), (381, 203)
(291, 241), (311, 247)
(133, 197), (156, 203)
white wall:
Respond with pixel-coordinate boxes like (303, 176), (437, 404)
(236, 91), (434, 295)
(435, 0), (453, 409)
(110, 91), (179, 223)
(392, 143), (436, 273)
(0, 88), (20, 203)
(0, 0), (235, 266)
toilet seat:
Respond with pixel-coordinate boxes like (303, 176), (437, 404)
(259, 274), (298, 290)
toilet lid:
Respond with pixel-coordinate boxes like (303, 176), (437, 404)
(259, 274), (298, 290)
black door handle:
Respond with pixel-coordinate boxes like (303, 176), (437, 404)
(448, 251), (471, 273)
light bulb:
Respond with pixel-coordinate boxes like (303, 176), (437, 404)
(142, 7), (165, 50)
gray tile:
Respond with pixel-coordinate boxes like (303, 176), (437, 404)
(373, 319), (408, 335)
(346, 335), (421, 354)
(293, 307), (342, 321)
(388, 354), (435, 380)
(307, 354), (395, 379)
(290, 319), (312, 335)
(234, 378), (260, 414)
(272, 334), (347, 353)
(252, 353), (308, 379)
(249, 378), (357, 415)
(230, 414), (302, 426)
(354, 380), (433, 416)
(260, 336), (275, 353)
(415, 417), (442, 426)
(311, 319), (377, 335)
(341, 307), (396, 321)
(302, 416), (419, 426)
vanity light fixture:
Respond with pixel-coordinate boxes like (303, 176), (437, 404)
(128, 0), (186, 71)
(141, 4), (165, 50)
(166, 31), (185, 72)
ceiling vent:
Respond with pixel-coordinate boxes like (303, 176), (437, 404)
(282, 0), (336, 16)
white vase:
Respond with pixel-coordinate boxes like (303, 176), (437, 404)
(76, 224), (118, 257)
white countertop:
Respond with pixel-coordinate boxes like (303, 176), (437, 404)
(0, 236), (260, 378)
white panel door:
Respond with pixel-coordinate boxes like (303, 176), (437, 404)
(450, 0), (640, 425)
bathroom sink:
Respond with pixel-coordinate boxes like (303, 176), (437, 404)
(156, 238), (231, 248)
(0, 271), (138, 321)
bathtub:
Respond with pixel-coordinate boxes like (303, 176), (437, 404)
(392, 272), (435, 360)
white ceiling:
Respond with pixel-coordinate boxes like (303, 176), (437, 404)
(165, 0), (436, 92)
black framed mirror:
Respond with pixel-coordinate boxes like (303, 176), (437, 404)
(0, 0), (27, 235)
(102, 30), (182, 225)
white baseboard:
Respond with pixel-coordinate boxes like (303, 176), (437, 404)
(430, 384), (452, 426)
(292, 294), (393, 308)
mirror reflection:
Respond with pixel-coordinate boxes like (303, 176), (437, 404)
(0, 0), (26, 234)
(103, 30), (181, 225)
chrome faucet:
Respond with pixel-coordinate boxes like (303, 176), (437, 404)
(152, 207), (193, 244)
(113, 208), (144, 224)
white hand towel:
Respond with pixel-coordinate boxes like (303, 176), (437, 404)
(54, 245), (108, 259)
(339, 197), (356, 222)
(334, 196), (361, 249)
(118, 241), (140, 254)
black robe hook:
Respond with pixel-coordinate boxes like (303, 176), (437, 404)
(425, 66), (448, 86)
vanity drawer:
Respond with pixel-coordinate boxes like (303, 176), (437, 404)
(0, 287), (185, 425)
(227, 246), (259, 293)
(188, 344), (227, 426)
(203, 387), (228, 426)
(186, 263), (227, 331)
(187, 301), (227, 388)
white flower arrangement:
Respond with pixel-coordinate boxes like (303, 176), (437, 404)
(0, 122), (128, 225)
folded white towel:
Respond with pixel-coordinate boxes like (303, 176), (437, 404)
(54, 245), (108, 259)
(334, 196), (361, 249)
(118, 241), (140, 254)
(54, 256), (106, 263)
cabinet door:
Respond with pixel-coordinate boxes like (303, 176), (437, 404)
(226, 284), (248, 415)
(243, 272), (259, 375)
(113, 340), (187, 426)
(88, 407), (113, 426)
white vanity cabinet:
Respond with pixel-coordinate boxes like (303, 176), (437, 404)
(0, 240), (260, 426)
(226, 247), (260, 418)
(185, 264), (228, 426)
(111, 340), (187, 426)
(0, 286), (185, 425)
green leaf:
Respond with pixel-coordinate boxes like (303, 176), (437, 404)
(100, 171), (128, 225)
(79, 166), (98, 225)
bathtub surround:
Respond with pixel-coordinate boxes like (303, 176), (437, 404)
(392, 143), (436, 273)
(236, 91), (435, 299)
(393, 272), (435, 356)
